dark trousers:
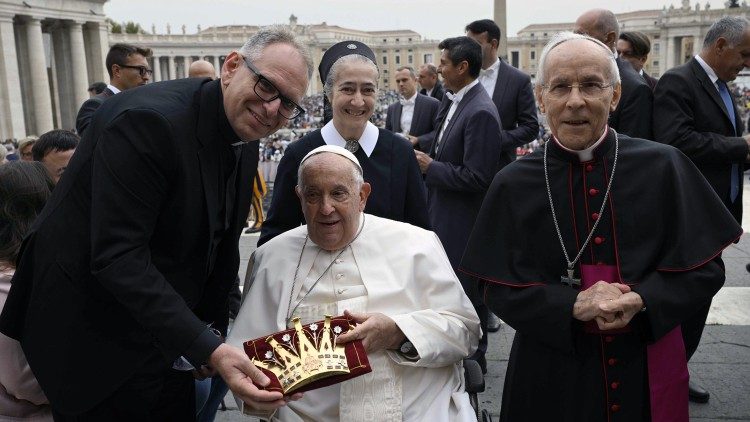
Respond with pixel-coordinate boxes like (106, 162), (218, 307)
(53, 367), (195, 422)
(682, 255), (724, 362)
(682, 301), (711, 361)
(459, 272), (488, 368)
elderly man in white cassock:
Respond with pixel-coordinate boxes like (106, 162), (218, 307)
(228, 145), (480, 421)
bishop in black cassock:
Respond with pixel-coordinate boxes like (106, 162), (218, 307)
(460, 32), (742, 422)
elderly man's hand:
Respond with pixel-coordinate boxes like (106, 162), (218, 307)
(595, 291), (644, 330)
(209, 343), (302, 411)
(572, 281), (630, 322)
(406, 135), (419, 147)
(336, 310), (405, 353)
(414, 150), (433, 174)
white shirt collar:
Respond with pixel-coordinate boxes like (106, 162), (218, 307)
(481, 58), (501, 76)
(553, 126), (609, 162)
(695, 54), (720, 86)
(106, 84), (121, 95)
(446, 79), (479, 104)
(321, 120), (379, 157)
(400, 92), (418, 105)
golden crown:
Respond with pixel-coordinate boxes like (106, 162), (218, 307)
(250, 315), (351, 394)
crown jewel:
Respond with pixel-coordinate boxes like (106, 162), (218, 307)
(250, 315), (352, 394)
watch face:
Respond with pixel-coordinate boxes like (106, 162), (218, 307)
(400, 341), (413, 354)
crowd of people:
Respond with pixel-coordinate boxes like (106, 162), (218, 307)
(0, 8), (748, 422)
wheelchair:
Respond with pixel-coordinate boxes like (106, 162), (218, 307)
(463, 359), (493, 422)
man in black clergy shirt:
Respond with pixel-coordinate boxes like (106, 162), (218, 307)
(460, 32), (741, 422)
(653, 16), (750, 403)
(0, 27), (312, 419)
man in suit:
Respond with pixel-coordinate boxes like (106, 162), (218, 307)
(75, 43), (152, 135)
(653, 16), (750, 403)
(465, 19), (540, 333)
(466, 20), (539, 172)
(418, 63), (445, 101)
(385, 66), (440, 151)
(414, 36), (503, 373)
(575, 9), (653, 140)
(0, 27), (313, 419)
(618, 31), (658, 90)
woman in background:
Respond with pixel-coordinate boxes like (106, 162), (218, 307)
(0, 161), (54, 421)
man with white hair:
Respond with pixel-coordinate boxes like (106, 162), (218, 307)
(653, 15), (750, 403)
(460, 32), (741, 421)
(229, 145), (480, 420)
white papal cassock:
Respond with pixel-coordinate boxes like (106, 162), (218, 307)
(227, 214), (480, 421)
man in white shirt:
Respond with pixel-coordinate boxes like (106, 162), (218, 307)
(385, 66), (440, 151)
(229, 145), (480, 420)
(414, 36), (503, 374)
(75, 43), (152, 135)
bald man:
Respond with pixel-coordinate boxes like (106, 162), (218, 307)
(189, 60), (217, 79)
(574, 8), (653, 140)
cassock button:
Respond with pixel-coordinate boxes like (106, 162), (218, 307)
(589, 188), (599, 196)
(594, 236), (605, 245)
(586, 164), (594, 172)
(611, 381), (620, 390)
(608, 358), (617, 366)
(604, 336), (614, 343)
(611, 404), (621, 413)
(591, 212), (600, 221)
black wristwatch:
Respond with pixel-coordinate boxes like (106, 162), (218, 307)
(398, 338), (419, 360)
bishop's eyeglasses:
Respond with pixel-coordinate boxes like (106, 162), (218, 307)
(242, 56), (305, 120)
(542, 81), (613, 100)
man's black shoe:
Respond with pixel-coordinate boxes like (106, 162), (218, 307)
(688, 381), (710, 403)
(244, 226), (261, 234)
(746, 262), (750, 273)
(487, 312), (502, 333)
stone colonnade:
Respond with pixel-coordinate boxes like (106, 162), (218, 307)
(0, 11), (108, 139)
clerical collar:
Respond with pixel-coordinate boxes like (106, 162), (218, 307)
(552, 126), (608, 162)
(106, 84), (121, 95)
(321, 120), (378, 157)
(446, 79), (479, 104)
(695, 54), (721, 86)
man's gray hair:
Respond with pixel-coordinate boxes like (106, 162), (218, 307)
(322, 54), (379, 100)
(297, 152), (364, 191)
(240, 25), (313, 79)
(396, 66), (417, 78)
(703, 16), (750, 49)
(537, 31), (620, 86)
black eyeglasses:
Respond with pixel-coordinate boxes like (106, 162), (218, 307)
(242, 56), (305, 119)
(119, 64), (153, 77)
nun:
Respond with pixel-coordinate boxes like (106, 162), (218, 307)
(258, 41), (429, 246)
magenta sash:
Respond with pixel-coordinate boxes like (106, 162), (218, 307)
(580, 264), (689, 422)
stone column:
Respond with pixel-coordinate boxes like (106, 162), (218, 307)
(152, 55), (161, 82)
(213, 55), (220, 75)
(185, 55), (193, 70)
(0, 14), (26, 138)
(24, 16), (53, 134)
(494, 0), (508, 60)
(86, 21), (109, 83)
(168, 55), (176, 80)
(67, 20), (88, 110)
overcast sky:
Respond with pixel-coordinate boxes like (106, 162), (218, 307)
(104, 0), (680, 40)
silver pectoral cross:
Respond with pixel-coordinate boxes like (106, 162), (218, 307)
(561, 267), (581, 287)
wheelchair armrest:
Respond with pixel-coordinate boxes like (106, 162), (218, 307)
(463, 358), (485, 393)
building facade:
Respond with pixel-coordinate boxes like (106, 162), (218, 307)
(506, 1), (750, 82)
(108, 15), (442, 96)
(0, 0), (109, 139)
